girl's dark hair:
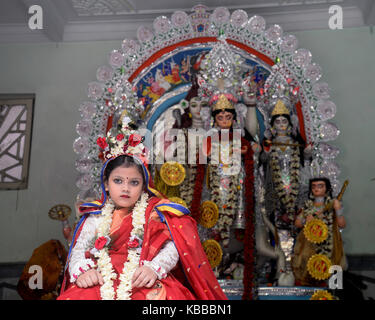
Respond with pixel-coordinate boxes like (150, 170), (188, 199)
(308, 177), (333, 199)
(104, 155), (145, 186)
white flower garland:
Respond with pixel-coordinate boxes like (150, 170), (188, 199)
(94, 192), (149, 300)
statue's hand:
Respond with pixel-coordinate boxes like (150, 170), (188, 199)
(241, 145), (248, 154)
(251, 143), (261, 153)
(263, 140), (272, 153)
(304, 143), (314, 157)
(306, 215), (314, 223)
(333, 199), (342, 211)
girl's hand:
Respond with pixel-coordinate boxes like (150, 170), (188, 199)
(76, 269), (104, 288)
(132, 266), (157, 288)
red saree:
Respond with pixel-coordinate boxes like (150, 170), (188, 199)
(58, 197), (227, 300)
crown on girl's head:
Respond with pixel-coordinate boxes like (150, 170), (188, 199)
(96, 116), (148, 162)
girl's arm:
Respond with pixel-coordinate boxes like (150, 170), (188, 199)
(68, 215), (98, 283)
(142, 241), (179, 279)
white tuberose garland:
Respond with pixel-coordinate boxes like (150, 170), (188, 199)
(95, 192), (149, 300)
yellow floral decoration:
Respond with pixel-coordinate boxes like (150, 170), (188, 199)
(199, 201), (219, 229)
(304, 218), (328, 244)
(160, 161), (186, 186)
(310, 290), (335, 300)
(202, 239), (223, 269)
(307, 254), (332, 280)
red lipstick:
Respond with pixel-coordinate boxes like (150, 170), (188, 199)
(121, 195), (130, 198)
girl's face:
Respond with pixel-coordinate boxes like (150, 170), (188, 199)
(105, 165), (144, 209)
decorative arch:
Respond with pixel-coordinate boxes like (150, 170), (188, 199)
(73, 4), (341, 203)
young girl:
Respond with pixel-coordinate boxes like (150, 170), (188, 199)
(58, 121), (227, 300)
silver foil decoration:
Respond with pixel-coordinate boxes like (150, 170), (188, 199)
(79, 101), (97, 119)
(247, 15), (266, 34)
(317, 100), (336, 121)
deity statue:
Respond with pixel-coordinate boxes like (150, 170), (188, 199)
(241, 76), (260, 141)
(188, 89), (259, 289)
(292, 177), (347, 286)
(259, 98), (312, 283)
(170, 77), (208, 207)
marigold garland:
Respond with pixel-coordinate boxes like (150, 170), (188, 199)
(241, 138), (255, 300)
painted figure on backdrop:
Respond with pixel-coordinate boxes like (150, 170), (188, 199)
(58, 119), (227, 300)
(292, 177), (347, 286)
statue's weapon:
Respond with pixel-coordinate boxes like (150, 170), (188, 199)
(323, 179), (349, 213)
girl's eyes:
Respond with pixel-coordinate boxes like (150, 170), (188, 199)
(113, 178), (140, 186)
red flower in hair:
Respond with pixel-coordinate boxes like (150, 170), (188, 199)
(128, 134), (142, 147)
(116, 133), (124, 141)
(96, 137), (108, 150)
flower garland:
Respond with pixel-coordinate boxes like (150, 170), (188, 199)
(179, 164), (197, 207)
(189, 134), (255, 299)
(270, 143), (300, 222)
(208, 161), (238, 248)
(241, 138), (255, 300)
(94, 192), (149, 300)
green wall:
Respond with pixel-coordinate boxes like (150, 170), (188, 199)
(0, 27), (374, 262)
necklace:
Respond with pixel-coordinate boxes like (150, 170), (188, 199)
(94, 192), (149, 300)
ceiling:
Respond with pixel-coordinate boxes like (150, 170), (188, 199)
(0, 0), (374, 43)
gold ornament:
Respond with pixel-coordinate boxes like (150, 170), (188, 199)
(310, 290), (335, 300)
(212, 94), (235, 112)
(168, 197), (187, 208)
(304, 218), (329, 244)
(202, 239), (223, 269)
(48, 204), (71, 221)
(199, 201), (219, 229)
(307, 254), (332, 280)
(160, 161), (186, 186)
(271, 99), (290, 117)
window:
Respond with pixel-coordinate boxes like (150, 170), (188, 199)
(0, 94), (35, 189)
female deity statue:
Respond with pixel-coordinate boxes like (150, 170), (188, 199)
(292, 177), (347, 286)
(189, 91), (259, 291)
(260, 99), (312, 277)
